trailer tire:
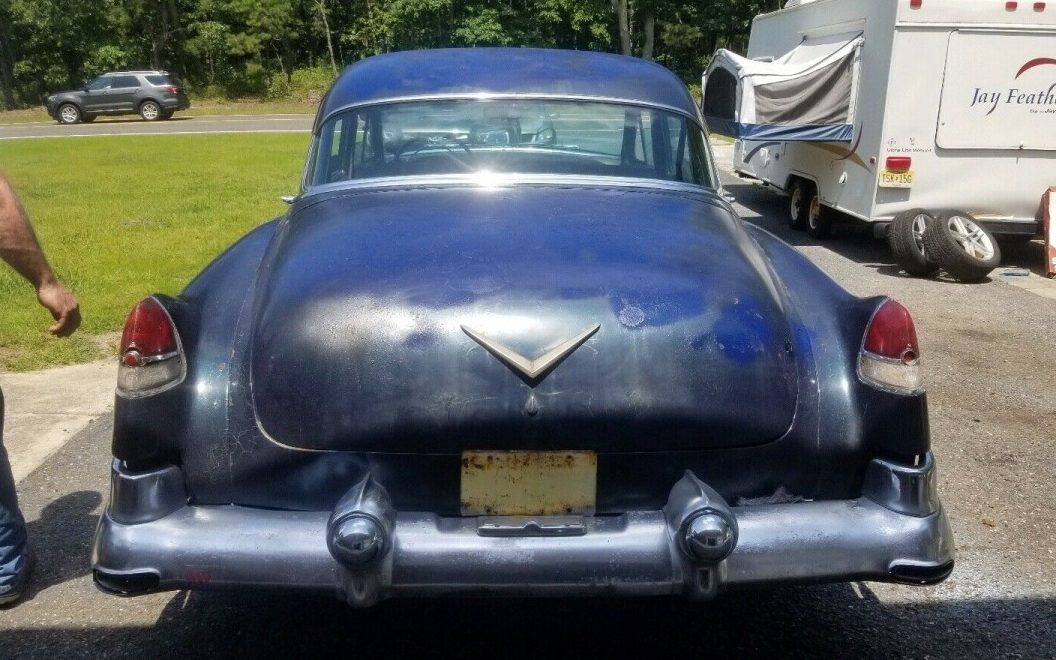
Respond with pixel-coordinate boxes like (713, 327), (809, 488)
(889, 209), (939, 277)
(788, 179), (810, 230)
(923, 211), (1002, 283)
(805, 186), (831, 239)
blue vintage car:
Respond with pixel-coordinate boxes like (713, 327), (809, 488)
(92, 48), (953, 604)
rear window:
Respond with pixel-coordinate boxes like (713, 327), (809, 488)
(308, 99), (714, 188)
(146, 75), (174, 86)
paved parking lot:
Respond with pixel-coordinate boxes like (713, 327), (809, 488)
(0, 144), (1054, 658)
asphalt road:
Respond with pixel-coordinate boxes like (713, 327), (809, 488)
(0, 114), (313, 140)
(1, 148), (1055, 658)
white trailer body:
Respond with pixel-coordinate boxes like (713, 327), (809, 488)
(725, 0), (1056, 234)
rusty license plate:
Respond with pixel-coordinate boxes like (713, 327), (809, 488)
(460, 450), (597, 516)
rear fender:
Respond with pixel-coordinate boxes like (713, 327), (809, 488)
(745, 225), (929, 496)
(112, 220), (281, 470)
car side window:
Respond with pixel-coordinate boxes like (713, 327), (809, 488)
(87, 77), (112, 91)
(638, 113), (653, 163)
(313, 111), (380, 184)
(621, 109), (654, 171)
(111, 76), (140, 88)
(327, 117), (350, 182)
(329, 118), (345, 158)
(549, 104), (624, 158)
(351, 113), (375, 171)
(666, 116), (685, 179)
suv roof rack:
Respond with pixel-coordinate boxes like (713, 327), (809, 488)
(105, 70), (168, 75)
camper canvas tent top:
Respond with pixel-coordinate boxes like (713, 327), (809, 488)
(703, 0), (1056, 284)
(703, 32), (862, 141)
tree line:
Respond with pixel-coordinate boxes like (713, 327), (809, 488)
(0, 0), (782, 110)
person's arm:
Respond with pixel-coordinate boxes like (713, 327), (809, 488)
(0, 171), (80, 336)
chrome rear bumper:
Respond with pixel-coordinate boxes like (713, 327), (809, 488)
(92, 454), (953, 605)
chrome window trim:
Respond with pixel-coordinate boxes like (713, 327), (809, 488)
(316, 93), (705, 134)
(298, 173), (719, 201)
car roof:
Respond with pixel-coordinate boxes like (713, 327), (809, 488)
(317, 48), (698, 123)
(102, 71), (168, 76)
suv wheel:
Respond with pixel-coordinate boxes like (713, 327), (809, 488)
(888, 209), (939, 277)
(57, 104), (81, 124)
(139, 101), (161, 121)
(922, 211), (1002, 283)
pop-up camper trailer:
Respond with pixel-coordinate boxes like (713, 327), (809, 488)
(704, 31), (862, 143)
(702, 0), (1056, 281)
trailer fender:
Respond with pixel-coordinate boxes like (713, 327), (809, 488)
(786, 171), (821, 197)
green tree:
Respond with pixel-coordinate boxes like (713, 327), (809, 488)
(85, 45), (131, 73)
(225, 0), (298, 81)
(186, 20), (230, 84)
(0, 0), (772, 109)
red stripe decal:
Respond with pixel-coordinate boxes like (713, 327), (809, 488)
(1015, 57), (1056, 79)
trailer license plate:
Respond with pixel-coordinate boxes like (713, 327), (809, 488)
(879, 170), (913, 188)
(460, 450), (597, 516)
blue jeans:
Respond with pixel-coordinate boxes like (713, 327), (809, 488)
(0, 386), (28, 589)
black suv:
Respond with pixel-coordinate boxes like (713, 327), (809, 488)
(45, 71), (191, 124)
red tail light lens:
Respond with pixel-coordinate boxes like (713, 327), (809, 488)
(166, 85), (179, 94)
(859, 300), (923, 393)
(121, 297), (177, 364)
(885, 156), (912, 172)
(117, 297), (185, 397)
(864, 299), (919, 364)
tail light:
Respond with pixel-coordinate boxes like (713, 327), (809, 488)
(858, 299), (923, 393)
(165, 85), (179, 95)
(885, 156), (912, 172)
(117, 297), (186, 397)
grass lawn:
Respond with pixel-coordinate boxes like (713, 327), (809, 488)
(0, 99), (316, 124)
(0, 132), (309, 371)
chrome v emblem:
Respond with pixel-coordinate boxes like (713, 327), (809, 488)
(461, 323), (601, 382)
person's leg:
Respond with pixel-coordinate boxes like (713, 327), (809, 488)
(0, 385), (29, 594)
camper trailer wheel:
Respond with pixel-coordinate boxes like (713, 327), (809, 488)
(923, 211), (1002, 283)
(889, 209), (939, 277)
(788, 180), (811, 230)
(805, 187), (831, 239)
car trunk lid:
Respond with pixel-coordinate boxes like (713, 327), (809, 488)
(249, 184), (800, 452)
